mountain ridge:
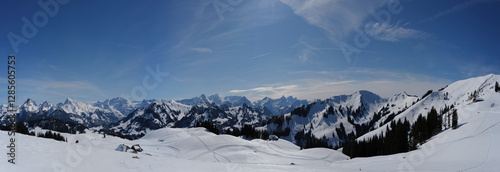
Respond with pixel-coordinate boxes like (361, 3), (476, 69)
(2, 74), (498, 149)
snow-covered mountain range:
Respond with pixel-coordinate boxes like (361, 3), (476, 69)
(4, 97), (152, 127)
(264, 74), (500, 148)
(177, 94), (309, 116)
(263, 90), (419, 148)
(2, 74), (499, 150)
(358, 73), (500, 141)
(107, 95), (302, 139)
(0, 94), (308, 131)
(3, 79), (500, 171)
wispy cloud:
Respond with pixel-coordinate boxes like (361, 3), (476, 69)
(366, 22), (429, 42)
(420, 0), (500, 23)
(9, 78), (104, 103)
(23, 79), (99, 92)
(190, 47), (213, 54)
(279, 0), (390, 41)
(230, 85), (298, 93)
(250, 52), (271, 60)
(297, 38), (319, 62)
(230, 69), (451, 101)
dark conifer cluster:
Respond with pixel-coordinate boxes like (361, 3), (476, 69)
(194, 120), (220, 135)
(342, 107), (445, 158)
(342, 119), (410, 158)
(224, 124), (270, 140)
(294, 129), (330, 149)
(409, 107), (442, 149)
(195, 120), (271, 140)
(36, 130), (67, 142)
(6, 122), (68, 142)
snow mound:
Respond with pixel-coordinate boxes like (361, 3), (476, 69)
(141, 127), (349, 165)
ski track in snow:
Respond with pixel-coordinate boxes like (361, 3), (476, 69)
(458, 134), (492, 172)
(193, 135), (232, 163)
(265, 141), (332, 162)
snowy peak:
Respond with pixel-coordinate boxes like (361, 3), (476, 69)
(38, 101), (55, 113)
(440, 74), (500, 104)
(137, 99), (153, 109)
(18, 98), (41, 121)
(63, 98), (76, 105)
(391, 91), (409, 101)
(386, 92), (418, 107)
(327, 90), (382, 111)
(21, 98), (39, 113)
(23, 98), (36, 106)
(105, 97), (131, 107)
(357, 90), (383, 105)
(93, 97), (137, 116)
(222, 96), (252, 107)
(254, 95), (308, 116)
(59, 98), (97, 115)
(208, 94), (222, 105)
(387, 91), (418, 104)
(199, 94), (209, 102)
(178, 94), (214, 106)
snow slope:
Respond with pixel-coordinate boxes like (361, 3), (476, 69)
(358, 74), (500, 140)
(3, 96), (499, 172)
(0, 127), (348, 171)
(337, 85), (500, 171)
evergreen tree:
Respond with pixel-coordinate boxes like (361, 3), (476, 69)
(429, 107), (442, 136)
(194, 120), (220, 134)
(452, 110), (458, 129)
(241, 124), (257, 139)
(16, 123), (30, 135)
(260, 130), (270, 140)
(447, 113), (451, 130)
(494, 81), (498, 91)
(45, 131), (54, 139)
(37, 132), (45, 138)
(422, 90), (433, 99)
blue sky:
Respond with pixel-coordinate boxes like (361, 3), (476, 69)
(1, 0), (500, 104)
